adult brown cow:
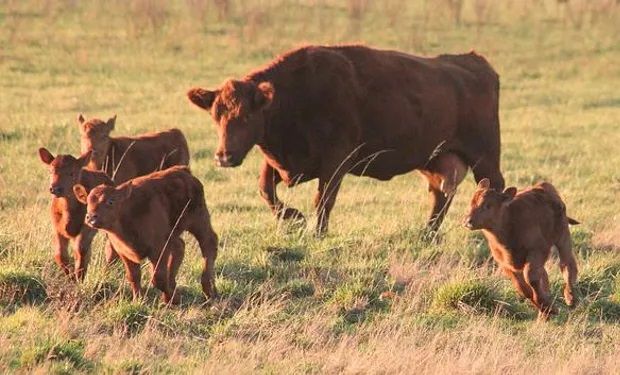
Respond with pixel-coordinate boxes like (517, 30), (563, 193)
(187, 45), (505, 235)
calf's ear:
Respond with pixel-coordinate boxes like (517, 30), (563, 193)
(503, 186), (517, 201)
(38, 147), (55, 165)
(77, 113), (85, 124)
(123, 184), (133, 199)
(187, 88), (217, 110)
(78, 150), (93, 167)
(477, 178), (490, 190)
(73, 184), (88, 204)
(253, 82), (274, 110)
(106, 115), (116, 132)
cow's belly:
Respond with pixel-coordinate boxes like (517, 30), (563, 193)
(348, 146), (425, 180)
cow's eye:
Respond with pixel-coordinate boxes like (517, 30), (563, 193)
(106, 198), (114, 206)
(482, 202), (491, 210)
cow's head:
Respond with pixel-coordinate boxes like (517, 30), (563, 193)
(77, 114), (116, 167)
(463, 178), (517, 230)
(187, 79), (274, 167)
(74, 183), (131, 230)
(38, 148), (92, 198)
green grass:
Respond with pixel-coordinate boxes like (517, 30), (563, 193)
(1, 0), (620, 373)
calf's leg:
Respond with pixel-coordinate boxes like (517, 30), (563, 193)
(73, 228), (96, 281)
(524, 262), (556, 320)
(167, 237), (185, 298)
(53, 233), (72, 277)
(502, 267), (533, 300)
(120, 255), (142, 300)
(188, 211), (219, 299)
(149, 248), (177, 305)
(556, 228), (578, 307)
(104, 238), (120, 265)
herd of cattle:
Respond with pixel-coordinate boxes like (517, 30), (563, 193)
(38, 45), (579, 319)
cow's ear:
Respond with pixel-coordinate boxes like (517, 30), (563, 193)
(73, 184), (88, 204)
(254, 82), (274, 110)
(187, 88), (217, 110)
(106, 115), (116, 132)
(39, 147), (55, 165)
(503, 186), (517, 201)
(477, 178), (490, 190)
(78, 150), (93, 167)
(78, 113), (85, 124)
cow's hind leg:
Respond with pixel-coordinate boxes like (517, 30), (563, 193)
(188, 209), (219, 299)
(259, 159), (305, 223)
(420, 153), (467, 237)
(470, 155), (505, 191)
(556, 228), (578, 308)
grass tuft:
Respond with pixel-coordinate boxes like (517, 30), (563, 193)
(0, 269), (47, 306)
(431, 279), (499, 315)
(105, 301), (152, 336)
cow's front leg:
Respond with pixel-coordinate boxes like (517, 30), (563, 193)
(258, 159), (304, 222)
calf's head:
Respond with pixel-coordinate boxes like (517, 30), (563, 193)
(38, 148), (92, 198)
(73, 183), (131, 230)
(77, 114), (116, 166)
(463, 178), (517, 230)
(187, 79), (274, 167)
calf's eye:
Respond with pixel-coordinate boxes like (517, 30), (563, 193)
(106, 199), (114, 206)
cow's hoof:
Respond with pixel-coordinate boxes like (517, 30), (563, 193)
(278, 207), (305, 223)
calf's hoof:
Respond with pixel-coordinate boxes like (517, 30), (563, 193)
(564, 291), (578, 309)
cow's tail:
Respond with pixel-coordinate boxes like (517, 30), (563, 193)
(567, 217), (580, 225)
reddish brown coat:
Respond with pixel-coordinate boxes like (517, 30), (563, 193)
(38, 148), (113, 280)
(187, 45), (504, 235)
(78, 114), (190, 184)
(464, 178), (579, 319)
(74, 166), (218, 303)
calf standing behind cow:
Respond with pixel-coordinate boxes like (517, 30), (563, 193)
(464, 178), (579, 320)
(187, 45), (504, 236)
(38, 148), (113, 280)
(73, 166), (219, 303)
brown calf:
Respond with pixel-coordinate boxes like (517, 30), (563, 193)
(77, 114), (190, 183)
(38, 148), (113, 280)
(463, 178), (579, 319)
(73, 166), (218, 303)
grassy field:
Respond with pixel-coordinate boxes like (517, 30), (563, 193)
(1, 0), (620, 373)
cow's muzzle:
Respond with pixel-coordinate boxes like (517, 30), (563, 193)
(214, 152), (241, 168)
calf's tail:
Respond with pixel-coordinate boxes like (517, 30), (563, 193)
(567, 217), (580, 225)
